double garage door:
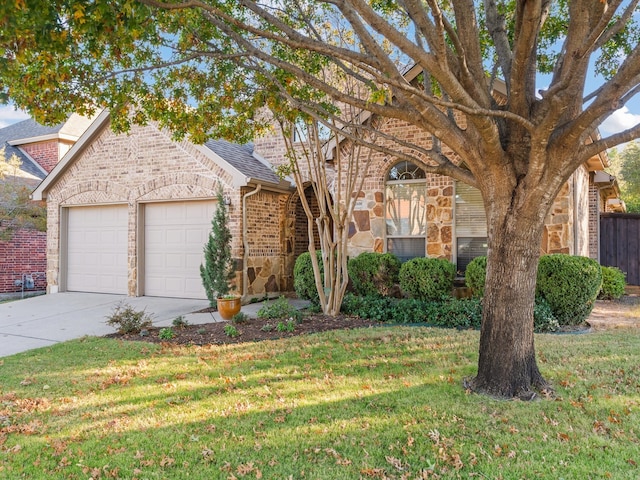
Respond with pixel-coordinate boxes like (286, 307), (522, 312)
(66, 200), (216, 299)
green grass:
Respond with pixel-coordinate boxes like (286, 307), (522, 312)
(1, 328), (639, 479)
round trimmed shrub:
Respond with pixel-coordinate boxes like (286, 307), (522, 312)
(464, 256), (487, 297)
(399, 257), (456, 301)
(536, 254), (602, 326)
(348, 252), (401, 297)
(293, 251), (324, 304)
(598, 266), (626, 300)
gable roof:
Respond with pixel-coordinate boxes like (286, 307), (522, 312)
(1, 114), (96, 182)
(0, 119), (57, 180)
(32, 110), (291, 201)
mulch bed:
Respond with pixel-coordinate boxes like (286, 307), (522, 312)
(104, 314), (382, 346)
(104, 294), (640, 346)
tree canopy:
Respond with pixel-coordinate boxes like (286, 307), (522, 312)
(610, 140), (640, 212)
(2, 1), (638, 172)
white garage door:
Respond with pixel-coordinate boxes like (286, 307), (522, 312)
(144, 200), (217, 299)
(67, 205), (128, 294)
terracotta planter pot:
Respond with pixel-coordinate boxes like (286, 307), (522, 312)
(217, 296), (241, 320)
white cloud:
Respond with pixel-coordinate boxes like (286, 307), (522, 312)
(0, 105), (30, 129)
(600, 106), (640, 136)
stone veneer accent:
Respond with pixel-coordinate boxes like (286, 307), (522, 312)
(252, 115), (601, 286)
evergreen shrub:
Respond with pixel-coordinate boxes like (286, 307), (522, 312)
(464, 256), (487, 297)
(341, 294), (557, 333)
(257, 295), (301, 321)
(598, 266), (626, 300)
(347, 252), (401, 297)
(200, 186), (234, 306)
(399, 257), (455, 301)
(293, 251), (324, 305)
(536, 254), (602, 326)
(533, 297), (560, 333)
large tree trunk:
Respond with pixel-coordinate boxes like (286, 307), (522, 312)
(469, 197), (551, 399)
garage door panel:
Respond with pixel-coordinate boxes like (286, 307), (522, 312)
(144, 200), (217, 299)
(67, 205), (128, 294)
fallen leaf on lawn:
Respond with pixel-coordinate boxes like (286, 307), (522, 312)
(360, 467), (386, 478)
(386, 456), (405, 471)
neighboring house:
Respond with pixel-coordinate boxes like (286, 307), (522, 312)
(0, 114), (95, 296)
(32, 103), (624, 301)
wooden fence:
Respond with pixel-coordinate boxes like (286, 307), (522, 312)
(600, 213), (640, 285)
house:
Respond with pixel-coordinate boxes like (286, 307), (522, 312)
(255, 120), (621, 274)
(0, 114), (94, 297)
(32, 110), (294, 300)
(31, 101), (624, 301)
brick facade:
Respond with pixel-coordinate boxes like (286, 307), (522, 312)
(42, 121), (290, 298)
(1, 138), (72, 295)
(255, 116), (597, 273)
(20, 139), (73, 173)
(38, 112), (605, 299)
(0, 227), (47, 294)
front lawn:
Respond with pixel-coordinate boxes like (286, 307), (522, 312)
(1, 327), (638, 479)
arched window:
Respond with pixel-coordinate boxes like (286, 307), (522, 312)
(385, 161), (427, 261)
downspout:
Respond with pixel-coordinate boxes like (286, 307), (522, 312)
(242, 184), (261, 303)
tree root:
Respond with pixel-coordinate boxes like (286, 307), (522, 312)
(463, 376), (555, 401)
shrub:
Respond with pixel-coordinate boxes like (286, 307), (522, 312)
(341, 293), (559, 332)
(200, 185), (234, 306)
(598, 266), (626, 300)
(105, 301), (153, 334)
(158, 327), (175, 340)
(428, 298), (483, 329)
(224, 324), (240, 338)
(172, 315), (189, 328)
(276, 320), (296, 333)
(257, 295), (301, 321)
(536, 254), (602, 326)
(533, 297), (560, 333)
(341, 293), (481, 328)
(399, 257), (456, 301)
(293, 251), (324, 305)
(464, 256), (487, 297)
(232, 311), (249, 324)
(347, 252), (401, 297)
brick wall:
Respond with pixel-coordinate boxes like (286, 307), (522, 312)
(20, 140), (67, 173)
(243, 188), (289, 295)
(43, 120), (291, 298)
(0, 227), (47, 293)
(45, 122), (241, 296)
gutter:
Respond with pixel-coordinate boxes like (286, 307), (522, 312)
(241, 184), (262, 303)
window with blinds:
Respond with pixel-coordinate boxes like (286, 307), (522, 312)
(455, 182), (488, 272)
(385, 161), (427, 262)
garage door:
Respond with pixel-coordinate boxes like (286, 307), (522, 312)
(144, 200), (217, 299)
(67, 205), (128, 294)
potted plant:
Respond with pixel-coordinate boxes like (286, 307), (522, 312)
(200, 185), (241, 320)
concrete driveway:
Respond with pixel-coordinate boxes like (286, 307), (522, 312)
(0, 293), (211, 357)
